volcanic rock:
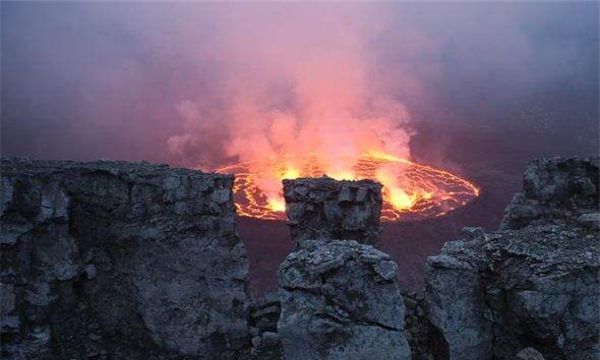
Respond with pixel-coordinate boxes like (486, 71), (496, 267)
(516, 347), (546, 360)
(249, 291), (281, 334)
(248, 292), (283, 360)
(250, 331), (282, 360)
(401, 288), (434, 360)
(277, 240), (411, 360)
(0, 158), (250, 359)
(282, 177), (382, 245)
(501, 157), (599, 229)
(425, 157), (600, 360)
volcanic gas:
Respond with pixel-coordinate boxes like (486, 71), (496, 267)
(169, 5), (482, 221)
(217, 152), (479, 222)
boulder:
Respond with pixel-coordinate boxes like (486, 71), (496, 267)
(278, 240), (411, 360)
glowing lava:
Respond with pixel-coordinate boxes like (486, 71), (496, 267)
(216, 153), (479, 222)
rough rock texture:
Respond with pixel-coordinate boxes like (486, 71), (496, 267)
(0, 158), (250, 359)
(278, 240), (411, 360)
(401, 289), (434, 360)
(501, 157), (599, 229)
(248, 292), (283, 360)
(425, 157), (599, 360)
(282, 177), (382, 245)
(516, 347), (546, 360)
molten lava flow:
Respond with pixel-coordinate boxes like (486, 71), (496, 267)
(216, 153), (479, 222)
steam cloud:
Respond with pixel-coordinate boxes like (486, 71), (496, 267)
(2, 2), (598, 165)
(166, 5), (413, 172)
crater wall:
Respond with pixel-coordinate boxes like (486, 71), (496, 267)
(1, 158), (250, 359)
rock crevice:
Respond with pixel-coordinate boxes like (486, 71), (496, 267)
(2, 156), (598, 360)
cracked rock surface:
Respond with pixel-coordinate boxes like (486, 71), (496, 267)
(425, 157), (599, 360)
(401, 288), (434, 360)
(248, 292), (283, 360)
(501, 157), (598, 230)
(0, 158), (250, 359)
(278, 240), (411, 360)
(283, 177), (382, 246)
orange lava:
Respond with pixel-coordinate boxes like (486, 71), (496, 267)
(216, 153), (479, 222)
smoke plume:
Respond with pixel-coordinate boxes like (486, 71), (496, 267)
(164, 5), (413, 173)
(2, 2), (598, 166)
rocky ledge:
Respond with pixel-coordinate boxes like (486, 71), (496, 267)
(1, 158), (250, 359)
(501, 157), (598, 229)
(1, 156), (598, 360)
(425, 157), (599, 360)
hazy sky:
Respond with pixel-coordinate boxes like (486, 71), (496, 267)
(2, 1), (598, 167)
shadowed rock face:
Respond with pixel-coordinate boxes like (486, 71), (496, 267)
(277, 240), (411, 360)
(282, 177), (382, 246)
(0, 158), (250, 360)
(3, 156), (597, 360)
(425, 157), (599, 360)
(248, 292), (283, 360)
(501, 157), (599, 230)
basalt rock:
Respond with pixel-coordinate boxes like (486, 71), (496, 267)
(248, 292), (283, 360)
(282, 177), (382, 246)
(250, 331), (282, 360)
(0, 158), (250, 360)
(277, 240), (411, 360)
(401, 288), (434, 360)
(249, 292), (280, 334)
(425, 157), (599, 360)
(516, 348), (546, 360)
(4, 155), (598, 360)
(501, 157), (599, 230)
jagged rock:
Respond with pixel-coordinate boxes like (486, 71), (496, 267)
(1, 282), (19, 333)
(462, 226), (487, 241)
(401, 288), (434, 360)
(249, 292), (280, 333)
(250, 331), (283, 360)
(501, 157), (599, 229)
(0, 158), (250, 359)
(248, 292), (282, 359)
(278, 240), (411, 360)
(516, 347), (546, 360)
(425, 157), (600, 360)
(282, 177), (382, 245)
(577, 212), (600, 230)
(427, 225), (599, 360)
(425, 247), (493, 359)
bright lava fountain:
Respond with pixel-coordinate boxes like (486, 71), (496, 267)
(216, 153), (479, 222)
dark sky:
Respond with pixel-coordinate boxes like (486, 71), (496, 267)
(2, 1), (598, 167)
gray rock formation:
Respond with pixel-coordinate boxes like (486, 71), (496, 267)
(425, 157), (599, 360)
(248, 292), (283, 360)
(277, 240), (411, 360)
(1, 158), (250, 359)
(501, 157), (598, 229)
(401, 288), (434, 360)
(4, 155), (598, 360)
(282, 177), (382, 245)
(516, 347), (546, 360)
